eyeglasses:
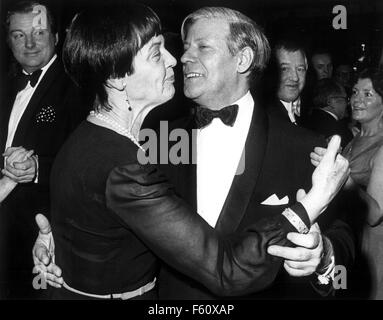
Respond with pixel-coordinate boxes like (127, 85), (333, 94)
(329, 96), (348, 103)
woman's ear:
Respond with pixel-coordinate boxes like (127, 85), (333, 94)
(237, 46), (254, 74)
(106, 77), (126, 91)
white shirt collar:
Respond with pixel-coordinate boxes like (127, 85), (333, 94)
(280, 97), (300, 123)
(280, 97), (300, 113)
(198, 90), (253, 131)
(232, 90), (252, 110)
(322, 109), (339, 121)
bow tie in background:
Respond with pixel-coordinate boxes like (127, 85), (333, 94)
(195, 104), (238, 129)
(15, 69), (42, 91)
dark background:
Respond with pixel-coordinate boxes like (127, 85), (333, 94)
(1, 0), (382, 122)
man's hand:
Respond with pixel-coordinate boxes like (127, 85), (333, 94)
(310, 146), (326, 167)
(301, 135), (349, 222)
(32, 214), (63, 288)
(3, 146), (34, 164)
(2, 151), (37, 183)
(267, 223), (323, 277)
(311, 142), (355, 189)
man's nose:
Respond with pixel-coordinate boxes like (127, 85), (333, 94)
(289, 69), (298, 81)
(24, 34), (36, 49)
(181, 47), (195, 64)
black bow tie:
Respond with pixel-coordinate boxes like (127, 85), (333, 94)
(195, 104), (238, 129)
(15, 69), (42, 91)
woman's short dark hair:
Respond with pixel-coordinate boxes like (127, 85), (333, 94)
(357, 68), (383, 99)
(63, 4), (161, 111)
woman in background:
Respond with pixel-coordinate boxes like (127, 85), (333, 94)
(312, 68), (383, 299)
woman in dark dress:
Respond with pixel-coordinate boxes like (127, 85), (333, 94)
(30, 4), (348, 300)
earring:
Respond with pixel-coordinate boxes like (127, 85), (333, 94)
(126, 97), (132, 111)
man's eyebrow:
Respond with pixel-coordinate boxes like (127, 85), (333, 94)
(9, 28), (24, 33)
(183, 37), (208, 43)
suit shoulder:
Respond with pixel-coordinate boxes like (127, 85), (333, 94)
(267, 113), (326, 148)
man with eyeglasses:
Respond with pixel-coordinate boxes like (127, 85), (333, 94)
(307, 78), (353, 149)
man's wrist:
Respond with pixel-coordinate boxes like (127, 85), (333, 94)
(299, 190), (327, 223)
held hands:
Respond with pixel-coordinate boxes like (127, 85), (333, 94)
(268, 223), (323, 277)
(2, 146), (37, 183)
(300, 135), (349, 223)
(32, 214), (63, 288)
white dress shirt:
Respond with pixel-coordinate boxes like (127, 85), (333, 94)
(5, 54), (57, 150)
(196, 91), (254, 227)
(280, 98), (300, 125)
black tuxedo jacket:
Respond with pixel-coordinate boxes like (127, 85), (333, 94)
(305, 109), (353, 149)
(158, 99), (354, 299)
(0, 58), (89, 297)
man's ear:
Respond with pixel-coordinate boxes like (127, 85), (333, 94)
(237, 46), (254, 74)
(54, 33), (59, 45)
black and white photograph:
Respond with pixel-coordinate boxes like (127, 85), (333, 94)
(0, 0), (382, 306)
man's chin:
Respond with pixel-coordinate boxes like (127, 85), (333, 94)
(183, 87), (199, 100)
(20, 61), (44, 71)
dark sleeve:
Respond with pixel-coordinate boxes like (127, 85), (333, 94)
(321, 204), (356, 270)
(37, 155), (53, 187)
(105, 163), (311, 296)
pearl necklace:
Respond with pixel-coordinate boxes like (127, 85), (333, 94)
(89, 111), (144, 152)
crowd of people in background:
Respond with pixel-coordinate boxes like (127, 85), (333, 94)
(0, 0), (382, 300)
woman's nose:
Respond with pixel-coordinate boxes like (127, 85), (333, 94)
(164, 49), (177, 68)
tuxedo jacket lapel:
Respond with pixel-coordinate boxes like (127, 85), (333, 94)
(0, 77), (19, 154)
(12, 59), (60, 147)
(215, 101), (269, 234)
(165, 114), (197, 211)
(178, 117), (197, 211)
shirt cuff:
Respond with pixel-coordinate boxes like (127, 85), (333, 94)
(281, 202), (310, 234)
(33, 155), (39, 184)
(316, 236), (336, 285)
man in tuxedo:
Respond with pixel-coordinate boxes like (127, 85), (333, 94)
(306, 78), (353, 148)
(32, 7), (353, 300)
(157, 7), (354, 299)
(266, 39), (309, 126)
(0, 1), (87, 299)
